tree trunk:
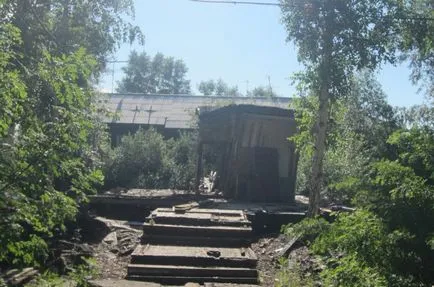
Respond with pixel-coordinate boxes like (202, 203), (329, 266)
(308, 80), (330, 216)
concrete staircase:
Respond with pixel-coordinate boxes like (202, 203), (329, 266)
(127, 207), (258, 285)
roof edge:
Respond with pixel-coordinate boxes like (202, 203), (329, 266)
(103, 93), (292, 101)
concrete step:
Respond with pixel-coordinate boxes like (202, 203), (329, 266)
(127, 264), (258, 283)
(141, 234), (251, 247)
(127, 208), (258, 285)
(142, 223), (252, 238)
(131, 244), (257, 268)
(147, 208), (251, 227)
(127, 275), (258, 285)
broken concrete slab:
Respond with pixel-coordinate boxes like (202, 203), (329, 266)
(103, 232), (118, 245)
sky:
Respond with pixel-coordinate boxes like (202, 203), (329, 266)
(99, 0), (427, 107)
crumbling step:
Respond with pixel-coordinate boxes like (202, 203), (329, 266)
(127, 275), (258, 285)
(141, 234), (251, 247)
(148, 208), (251, 227)
(143, 223), (252, 238)
(131, 244), (257, 268)
(128, 208), (258, 284)
(127, 264), (258, 284)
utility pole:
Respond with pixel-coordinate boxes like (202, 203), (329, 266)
(242, 80), (250, 96)
(267, 75), (273, 96)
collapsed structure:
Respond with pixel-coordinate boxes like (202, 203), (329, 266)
(197, 105), (298, 203)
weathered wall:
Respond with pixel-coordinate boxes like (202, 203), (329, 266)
(198, 106), (297, 203)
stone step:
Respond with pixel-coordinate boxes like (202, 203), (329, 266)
(131, 244), (257, 268)
(142, 223), (252, 238)
(147, 208), (251, 227)
(127, 275), (258, 285)
(141, 234), (251, 247)
(127, 208), (258, 285)
(127, 264), (258, 282)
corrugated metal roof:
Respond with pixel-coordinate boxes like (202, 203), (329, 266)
(101, 93), (291, 129)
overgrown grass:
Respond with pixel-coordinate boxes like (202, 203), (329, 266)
(275, 257), (315, 287)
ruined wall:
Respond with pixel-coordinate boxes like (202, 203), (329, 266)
(198, 106), (297, 203)
(236, 114), (297, 202)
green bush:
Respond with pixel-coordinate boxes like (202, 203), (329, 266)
(283, 211), (423, 287)
(104, 128), (197, 190)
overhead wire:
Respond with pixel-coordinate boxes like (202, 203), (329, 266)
(189, 0), (434, 21)
(189, 0), (281, 6)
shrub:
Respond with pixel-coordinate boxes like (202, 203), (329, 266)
(104, 128), (197, 190)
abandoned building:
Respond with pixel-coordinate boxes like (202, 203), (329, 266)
(102, 93), (291, 145)
(196, 105), (297, 203)
(100, 93), (298, 203)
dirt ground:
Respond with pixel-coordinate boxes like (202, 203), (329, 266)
(251, 234), (293, 287)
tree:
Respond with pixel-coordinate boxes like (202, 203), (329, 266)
(281, 0), (406, 215)
(397, 0), (434, 98)
(248, 86), (278, 98)
(292, 71), (397, 203)
(0, 0), (142, 267)
(0, 0), (143, 72)
(117, 51), (191, 94)
(198, 79), (240, 97)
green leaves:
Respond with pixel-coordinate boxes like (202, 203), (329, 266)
(117, 51), (191, 94)
(0, 0), (140, 269)
(0, 24), (26, 137)
(104, 128), (197, 190)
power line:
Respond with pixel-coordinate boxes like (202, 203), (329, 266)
(190, 0), (281, 6)
(189, 0), (434, 21)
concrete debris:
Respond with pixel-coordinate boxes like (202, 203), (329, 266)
(103, 232), (118, 246)
(274, 235), (300, 258)
(2, 267), (39, 286)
